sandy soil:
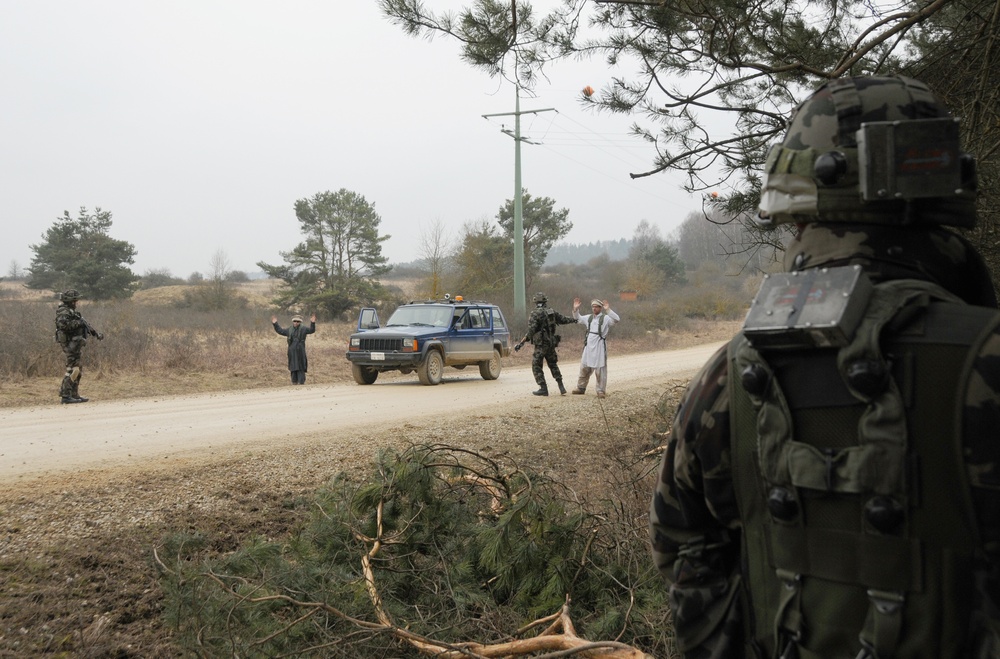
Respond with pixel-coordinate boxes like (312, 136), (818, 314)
(1, 343), (724, 484)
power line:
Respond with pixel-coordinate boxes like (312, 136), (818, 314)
(484, 107), (680, 205)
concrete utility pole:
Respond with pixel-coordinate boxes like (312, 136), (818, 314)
(483, 87), (555, 319)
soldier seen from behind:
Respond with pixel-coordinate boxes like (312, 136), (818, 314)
(514, 292), (575, 396)
(55, 289), (103, 404)
(271, 313), (316, 385)
(650, 76), (1000, 657)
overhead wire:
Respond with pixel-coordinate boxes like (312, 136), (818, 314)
(478, 93), (697, 232)
(522, 106), (684, 205)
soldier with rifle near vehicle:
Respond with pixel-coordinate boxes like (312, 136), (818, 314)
(514, 291), (575, 396)
(55, 289), (103, 404)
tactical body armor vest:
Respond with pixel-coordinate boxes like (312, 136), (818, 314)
(55, 305), (80, 347)
(729, 272), (1000, 658)
(531, 308), (560, 346)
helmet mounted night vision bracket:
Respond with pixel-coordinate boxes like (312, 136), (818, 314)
(855, 117), (975, 205)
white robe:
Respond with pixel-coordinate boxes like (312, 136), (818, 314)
(574, 308), (620, 368)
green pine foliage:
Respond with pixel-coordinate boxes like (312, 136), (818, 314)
(157, 444), (673, 656)
(26, 207), (139, 300)
(258, 189), (394, 317)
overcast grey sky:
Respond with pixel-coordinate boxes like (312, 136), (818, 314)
(1, 1), (699, 279)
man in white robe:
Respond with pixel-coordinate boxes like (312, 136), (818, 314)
(570, 298), (620, 398)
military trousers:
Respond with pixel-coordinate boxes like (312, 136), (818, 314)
(531, 345), (563, 387)
(59, 344), (84, 399)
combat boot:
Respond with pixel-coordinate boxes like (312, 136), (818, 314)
(532, 386), (549, 396)
(557, 380), (567, 395)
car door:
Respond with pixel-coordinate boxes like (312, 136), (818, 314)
(489, 307), (511, 353)
(356, 308), (380, 332)
(447, 309), (472, 364)
(467, 307), (492, 360)
(448, 308), (487, 363)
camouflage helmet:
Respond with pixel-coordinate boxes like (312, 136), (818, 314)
(532, 291), (547, 305)
(59, 289), (80, 303)
(757, 76), (977, 229)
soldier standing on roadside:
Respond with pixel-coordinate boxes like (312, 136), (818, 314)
(515, 292), (575, 396)
(272, 313), (316, 384)
(55, 289), (102, 404)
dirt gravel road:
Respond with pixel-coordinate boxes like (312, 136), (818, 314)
(1, 343), (724, 482)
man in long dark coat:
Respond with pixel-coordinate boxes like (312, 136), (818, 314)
(271, 313), (316, 384)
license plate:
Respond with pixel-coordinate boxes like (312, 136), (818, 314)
(371, 352), (385, 361)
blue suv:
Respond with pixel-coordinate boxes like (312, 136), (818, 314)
(346, 296), (512, 385)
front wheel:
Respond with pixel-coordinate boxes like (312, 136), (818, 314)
(479, 349), (502, 380)
(351, 364), (378, 385)
(417, 350), (444, 385)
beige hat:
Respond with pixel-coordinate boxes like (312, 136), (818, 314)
(590, 299), (604, 308)
(291, 315), (303, 323)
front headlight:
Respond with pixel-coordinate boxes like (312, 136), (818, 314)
(350, 337), (361, 347)
(402, 338), (416, 351)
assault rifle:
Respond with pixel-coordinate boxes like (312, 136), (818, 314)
(81, 316), (104, 341)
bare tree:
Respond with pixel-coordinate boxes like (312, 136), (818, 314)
(674, 209), (784, 275)
(418, 218), (453, 299)
(205, 248), (233, 304)
(209, 248), (231, 283)
(7, 260), (23, 281)
(181, 249), (245, 311)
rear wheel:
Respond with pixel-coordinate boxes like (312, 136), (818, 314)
(351, 364), (378, 385)
(479, 348), (502, 380)
(417, 350), (444, 385)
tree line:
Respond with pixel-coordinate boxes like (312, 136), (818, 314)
(14, 189), (766, 318)
(12, 189), (603, 316)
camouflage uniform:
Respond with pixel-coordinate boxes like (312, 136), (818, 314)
(522, 294), (575, 394)
(650, 76), (1000, 658)
(55, 290), (99, 403)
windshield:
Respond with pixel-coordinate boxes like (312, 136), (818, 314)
(385, 305), (454, 328)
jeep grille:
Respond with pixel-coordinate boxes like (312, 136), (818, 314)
(360, 337), (403, 352)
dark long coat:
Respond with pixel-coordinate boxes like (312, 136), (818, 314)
(273, 321), (315, 372)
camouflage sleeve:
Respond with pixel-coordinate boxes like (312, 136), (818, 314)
(963, 327), (1000, 647)
(556, 311), (575, 325)
(521, 315), (535, 340)
(650, 344), (744, 657)
(55, 308), (85, 335)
